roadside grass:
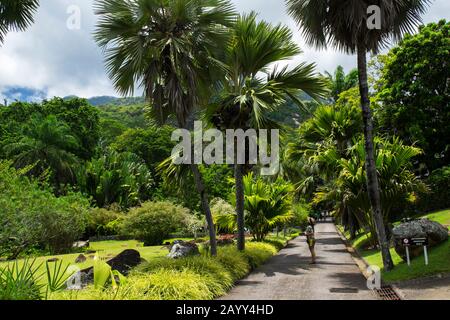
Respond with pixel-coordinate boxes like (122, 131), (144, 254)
(361, 240), (449, 283)
(50, 231), (300, 300)
(422, 209), (450, 229)
(3, 230), (300, 300)
(0, 240), (167, 285)
(338, 208), (450, 283)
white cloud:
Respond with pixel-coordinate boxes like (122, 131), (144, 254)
(0, 0), (448, 99)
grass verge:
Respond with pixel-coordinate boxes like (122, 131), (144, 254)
(338, 209), (450, 283)
(49, 232), (298, 300)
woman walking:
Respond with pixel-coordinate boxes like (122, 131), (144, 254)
(305, 224), (316, 264)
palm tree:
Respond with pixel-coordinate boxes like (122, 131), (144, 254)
(213, 173), (294, 241)
(285, 101), (362, 205)
(314, 137), (428, 245)
(0, 0), (39, 45)
(324, 65), (358, 102)
(243, 173), (293, 241)
(286, 0), (431, 270)
(207, 13), (328, 250)
(94, 0), (237, 256)
(4, 115), (79, 186)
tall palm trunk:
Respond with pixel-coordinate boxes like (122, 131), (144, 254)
(190, 164), (218, 256)
(180, 119), (217, 256)
(357, 44), (394, 271)
(235, 164), (245, 251)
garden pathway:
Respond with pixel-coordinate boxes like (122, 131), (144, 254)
(221, 220), (377, 300)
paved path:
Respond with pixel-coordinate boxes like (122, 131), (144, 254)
(222, 221), (377, 300)
(396, 274), (450, 300)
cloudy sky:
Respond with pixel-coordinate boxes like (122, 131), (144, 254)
(0, 0), (449, 101)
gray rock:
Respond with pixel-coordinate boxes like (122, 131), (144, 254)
(75, 254), (87, 264)
(167, 241), (199, 259)
(392, 219), (448, 261)
(73, 240), (90, 249)
(106, 249), (142, 275)
(66, 249), (142, 290)
(66, 267), (93, 290)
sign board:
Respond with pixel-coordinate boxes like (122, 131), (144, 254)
(402, 237), (428, 247)
(401, 237), (429, 267)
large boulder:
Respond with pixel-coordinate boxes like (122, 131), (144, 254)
(66, 249), (142, 289)
(167, 241), (199, 259)
(392, 219), (448, 261)
(106, 249), (141, 275)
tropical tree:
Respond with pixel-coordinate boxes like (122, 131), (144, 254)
(207, 13), (328, 250)
(4, 115), (80, 188)
(376, 20), (450, 172)
(94, 0), (237, 256)
(243, 173), (293, 241)
(313, 137), (428, 245)
(285, 90), (362, 200)
(76, 148), (153, 209)
(0, 98), (101, 160)
(325, 65), (359, 102)
(213, 174), (294, 241)
(0, 0), (39, 45)
(286, 0), (431, 270)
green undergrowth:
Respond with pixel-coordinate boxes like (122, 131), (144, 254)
(51, 234), (297, 300)
(337, 209), (450, 283)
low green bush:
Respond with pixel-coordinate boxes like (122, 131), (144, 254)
(0, 260), (44, 300)
(86, 207), (124, 237)
(131, 269), (215, 300)
(0, 162), (90, 259)
(120, 201), (190, 246)
(136, 256), (234, 294)
(216, 246), (250, 280)
(53, 242), (279, 300)
(244, 242), (277, 270)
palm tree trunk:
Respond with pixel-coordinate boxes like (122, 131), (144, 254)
(190, 164), (218, 256)
(235, 164), (245, 251)
(357, 44), (394, 271)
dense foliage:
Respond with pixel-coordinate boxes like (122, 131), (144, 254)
(376, 20), (450, 172)
(0, 162), (89, 259)
(76, 148), (153, 209)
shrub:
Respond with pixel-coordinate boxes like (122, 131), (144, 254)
(0, 259), (73, 300)
(417, 166), (450, 213)
(244, 242), (277, 270)
(123, 269), (215, 300)
(0, 162), (90, 259)
(216, 246), (250, 280)
(0, 260), (44, 300)
(292, 202), (311, 229)
(120, 201), (189, 246)
(86, 207), (124, 237)
(52, 242), (279, 300)
(136, 256), (234, 295)
(211, 198), (237, 234)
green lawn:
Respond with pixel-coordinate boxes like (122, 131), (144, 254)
(0, 231), (298, 288)
(339, 208), (450, 283)
(0, 240), (168, 285)
(422, 209), (450, 229)
(361, 240), (449, 283)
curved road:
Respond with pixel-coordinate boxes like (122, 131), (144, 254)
(221, 221), (377, 300)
